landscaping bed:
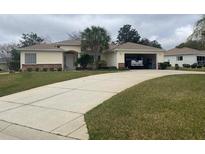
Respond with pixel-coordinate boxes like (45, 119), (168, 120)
(85, 74), (205, 139)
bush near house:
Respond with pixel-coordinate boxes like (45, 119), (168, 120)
(35, 68), (40, 72)
(43, 68), (48, 72)
(196, 65), (202, 68)
(27, 68), (33, 72)
(183, 64), (191, 68)
(175, 64), (179, 70)
(57, 68), (62, 71)
(191, 63), (198, 68)
(96, 60), (107, 69)
(49, 68), (55, 71)
(77, 54), (94, 69)
(158, 62), (170, 70)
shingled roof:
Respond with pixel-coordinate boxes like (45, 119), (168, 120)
(108, 42), (164, 52)
(18, 43), (64, 51)
(165, 47), (205, 56)
(18, 41), (164, 52)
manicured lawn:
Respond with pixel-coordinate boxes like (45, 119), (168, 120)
(0, 71), (113, 97)
(168, 67), (205, 72)
(179, 67), (205, 72)
(85, 74), (205, 139)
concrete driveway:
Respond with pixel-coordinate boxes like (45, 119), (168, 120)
(0, 70), (204, 140)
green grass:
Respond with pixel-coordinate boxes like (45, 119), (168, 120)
(85, 74), (205, 140)
(179, 67), (205, 72)
(0, 71), (113, 97)
(168, 67), (205, 72)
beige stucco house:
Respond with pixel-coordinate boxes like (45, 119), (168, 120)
(19, 40), (165, 70)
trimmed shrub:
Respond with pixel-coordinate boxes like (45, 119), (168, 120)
(76, 54), (94, 69)
(96, 60), (107, 68)
(43, 68), (48, 72)
(108, 66), (117, 70)
(164, 62), (171, 67)
(183, 64), (191, 68)
(57, 68), (62, 71)
(49, 68), (54, 71)
(191, 63), (197, 68)
(197, 65), (202, 68)
(0, 68), (2, 71)
(35, 68), (40, 72)
(18, 69), (22, 72)
(27, 68), (33, 72)
(175, 64), (179, 70)
(158, 62), (169, 70)
(97, 66), (118, 70)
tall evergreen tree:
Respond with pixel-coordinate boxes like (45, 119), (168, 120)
(117, 24), (141, 44)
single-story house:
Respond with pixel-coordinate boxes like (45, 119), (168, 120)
(164, 47), (205, 67)
(18, 40), (165, 70)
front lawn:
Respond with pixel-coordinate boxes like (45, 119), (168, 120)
(0, 71), (113, 97)
(85, 74), (205, 139)
(179, 67), (205, 72)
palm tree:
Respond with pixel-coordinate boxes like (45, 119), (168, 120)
(81, 26), (110, 63)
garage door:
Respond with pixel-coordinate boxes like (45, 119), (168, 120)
(125, 54), (157, 69)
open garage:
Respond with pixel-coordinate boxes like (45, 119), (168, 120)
(125, 54), (157, 69)
(102, 42), (165, 69)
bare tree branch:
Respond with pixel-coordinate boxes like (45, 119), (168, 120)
(0, 43), (17, 68)
(67, 31), (81, 40)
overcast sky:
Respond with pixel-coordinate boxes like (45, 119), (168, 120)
(0, 14), (202, 49)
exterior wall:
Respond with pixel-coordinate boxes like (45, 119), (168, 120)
(37, 52), (63, 64)
(165, 55), (197, 67)
(157, 52), (164, 63)
(60, 45), (81, 53)
(101, 52), (117, 68)
(22, 64), (62, 71)
(21, 51), (63, 69)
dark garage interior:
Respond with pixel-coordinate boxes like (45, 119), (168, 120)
(125, 54), (156, 69)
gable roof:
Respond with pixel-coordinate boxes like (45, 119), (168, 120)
(108, 42), (164, 52)
(17, 41), (164, 52)
(165, 47), (205, 56)
(17, 43), (64, 51)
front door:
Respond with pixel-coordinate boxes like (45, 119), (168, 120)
(64, 53), (75, 70)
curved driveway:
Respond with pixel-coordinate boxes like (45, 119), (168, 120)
(0, 70), (204, 140)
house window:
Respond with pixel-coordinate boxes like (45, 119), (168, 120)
(177, 56), (183, 61)
(25, 53), (36, 64)
(197, 56), (205, 65)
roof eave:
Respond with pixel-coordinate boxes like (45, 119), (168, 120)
(56, 43), (81, 46)
(115, 48), (165, 52)
(18, 49), (65, 52)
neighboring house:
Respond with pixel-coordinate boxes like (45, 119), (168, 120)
(0, 57), (8, 71)
(165, 47), (205, 67)
(18, 40), (165, 70)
